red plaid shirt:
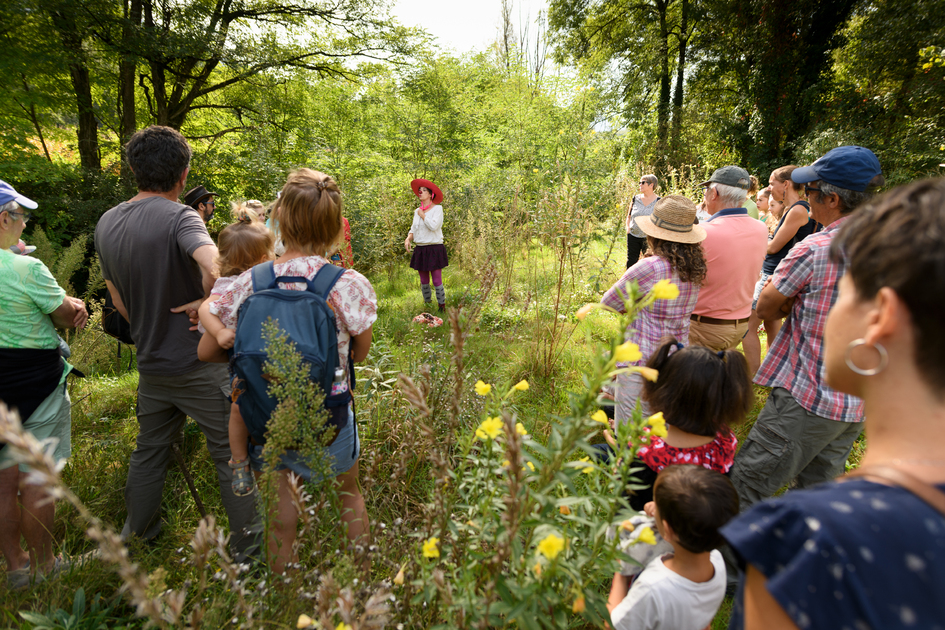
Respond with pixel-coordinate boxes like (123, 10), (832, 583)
(755, 217), (864, 422)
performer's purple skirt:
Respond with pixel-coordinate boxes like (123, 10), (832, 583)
(410, 244), (449, 271)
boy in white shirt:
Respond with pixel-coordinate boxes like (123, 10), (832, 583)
(608, 465), (739, 630)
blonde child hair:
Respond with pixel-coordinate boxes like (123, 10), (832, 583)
(216, 217), (274, 278)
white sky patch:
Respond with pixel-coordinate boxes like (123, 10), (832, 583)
(391, 0), (549, 54)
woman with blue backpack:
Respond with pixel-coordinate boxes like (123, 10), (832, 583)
(199, 168), (377, 573)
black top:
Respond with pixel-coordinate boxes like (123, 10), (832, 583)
(762, 201), (818, 275)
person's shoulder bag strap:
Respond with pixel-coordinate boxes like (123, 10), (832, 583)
(843, 465), (945, 518)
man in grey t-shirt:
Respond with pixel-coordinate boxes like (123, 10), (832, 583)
(95, 126), (258, 557)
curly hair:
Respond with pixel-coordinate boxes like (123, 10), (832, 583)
(645, 237), (707, 286)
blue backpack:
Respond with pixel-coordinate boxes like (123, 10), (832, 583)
(231, 262), (350, 445)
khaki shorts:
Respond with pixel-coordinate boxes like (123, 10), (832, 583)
(688, 319), (750, 351)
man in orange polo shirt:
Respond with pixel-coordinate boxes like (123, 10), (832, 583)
(689, 166), (769, 351)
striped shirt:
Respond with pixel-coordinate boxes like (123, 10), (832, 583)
(602, 256), (700, 366)
(755, 217), (864, 422)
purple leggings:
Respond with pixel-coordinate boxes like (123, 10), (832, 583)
(418, 269), (443, 286)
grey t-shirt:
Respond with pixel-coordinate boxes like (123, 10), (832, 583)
(95, 196), (214, 375)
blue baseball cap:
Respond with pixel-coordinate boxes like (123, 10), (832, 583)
(791, 146), (882, 192)
(0, 180), (38, 210)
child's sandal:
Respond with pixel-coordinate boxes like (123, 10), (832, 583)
(229, 458), (255, 497)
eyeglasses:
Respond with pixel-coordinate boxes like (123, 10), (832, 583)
(804, 185), (823, 196)
(205, 200), (216, 207)
(4, 209), (31, 224)
(639, 181), (648, 185)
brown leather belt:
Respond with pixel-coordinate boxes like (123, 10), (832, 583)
(690, 314), (750, 326)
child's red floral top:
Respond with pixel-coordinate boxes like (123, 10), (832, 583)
(637, 430), (738, 473)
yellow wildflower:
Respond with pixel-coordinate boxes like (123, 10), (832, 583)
(476, 416), (504, 440)
(526, 461), (535, 471)
(297, 615), (314, 629)
(422, 537), (440, 558)
(537, 533), (565, 560)
(635, 366), (659, 382)
(533, 168), (539, 173)
(513, 380), (530, 391)
(572, 594), (586, 614)
(637, 526), (657, 546)
(614, 341), (642, 363)
(502, 459), (510, 468)
(575, 303), (597, 320)
(337, 624), (352, 630)
(516, 422), (528, 436)
(393, 566), (405, 585)
(591, 410), (609, 425)
(620, 519), (635, 532)
(474, 380), (492, 396)
(651, 279), (680, 300)
(579, 457), (594, 474)
(559, 504), (571, 515)
(647, 412), (668, 438)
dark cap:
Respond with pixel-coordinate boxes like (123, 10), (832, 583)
(699, 165), (751, 190)
(791, 146), (882, 192)
(182, 185), (218, 208)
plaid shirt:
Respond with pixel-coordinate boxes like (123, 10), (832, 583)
(755, 217), (864, 422)
(602, 256), (700, 366)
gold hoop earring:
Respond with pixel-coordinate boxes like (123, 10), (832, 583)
(844, 338), (888, 376)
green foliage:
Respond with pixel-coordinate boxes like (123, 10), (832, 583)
(18, 588), (127, 630)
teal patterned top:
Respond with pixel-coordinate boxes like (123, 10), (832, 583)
(0, 249), (65, 349)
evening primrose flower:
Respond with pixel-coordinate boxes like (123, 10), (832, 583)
(476, 416), (504, 440)
(575, 303), (598, 320)
(526, 461), (535, 471)
(647, 412), (668, 438)
(337, 624), (352, 630)
(513, 380), (530, 391)
(422, 537), (440, 558)
(578, 457), (594, 474)
(474, 380), (492, 396)
(559, 504), (571, 515)
(533, 561), (543, 576)
(651, 279), (680, 300)
(572, 594), (586, 614)
(591, 410), (609, 425)
(637, 526), (657, 545)
(635, 366), (659, 382)
(393, 566), (405, 585)
(620, 519), (635, 533)
(614, 341), (642, 363)
(297, 615), (314, 629)
(516, 422), (528, 436)
(537, 533), (565, 560)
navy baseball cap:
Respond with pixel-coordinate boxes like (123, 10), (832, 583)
(0, 180), (38, 210)
(791, 146), (882, 192)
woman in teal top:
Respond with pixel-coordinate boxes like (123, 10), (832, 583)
(0, 180), (87, 589)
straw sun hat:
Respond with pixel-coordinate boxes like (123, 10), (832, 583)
(636, 195), (706, 244)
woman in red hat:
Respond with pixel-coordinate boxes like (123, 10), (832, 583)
(405, 179), (448, 311)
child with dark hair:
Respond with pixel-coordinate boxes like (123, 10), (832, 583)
(606, 336), (754, 511)
(609, 465), (738, 630)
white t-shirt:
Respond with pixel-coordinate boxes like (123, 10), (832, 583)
(610, 550), (726, 630)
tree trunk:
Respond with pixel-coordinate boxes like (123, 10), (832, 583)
(120, 0), (142, 188)
(49, 8), (101, 173)
(655, 0), (671, 168)
(669, 0), (688, 165)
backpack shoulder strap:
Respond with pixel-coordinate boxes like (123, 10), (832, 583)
(310, 263), (345, 299)
(251, 261), (277, 293)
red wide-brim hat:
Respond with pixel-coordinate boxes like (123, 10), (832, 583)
(411, 178), (443, 204)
